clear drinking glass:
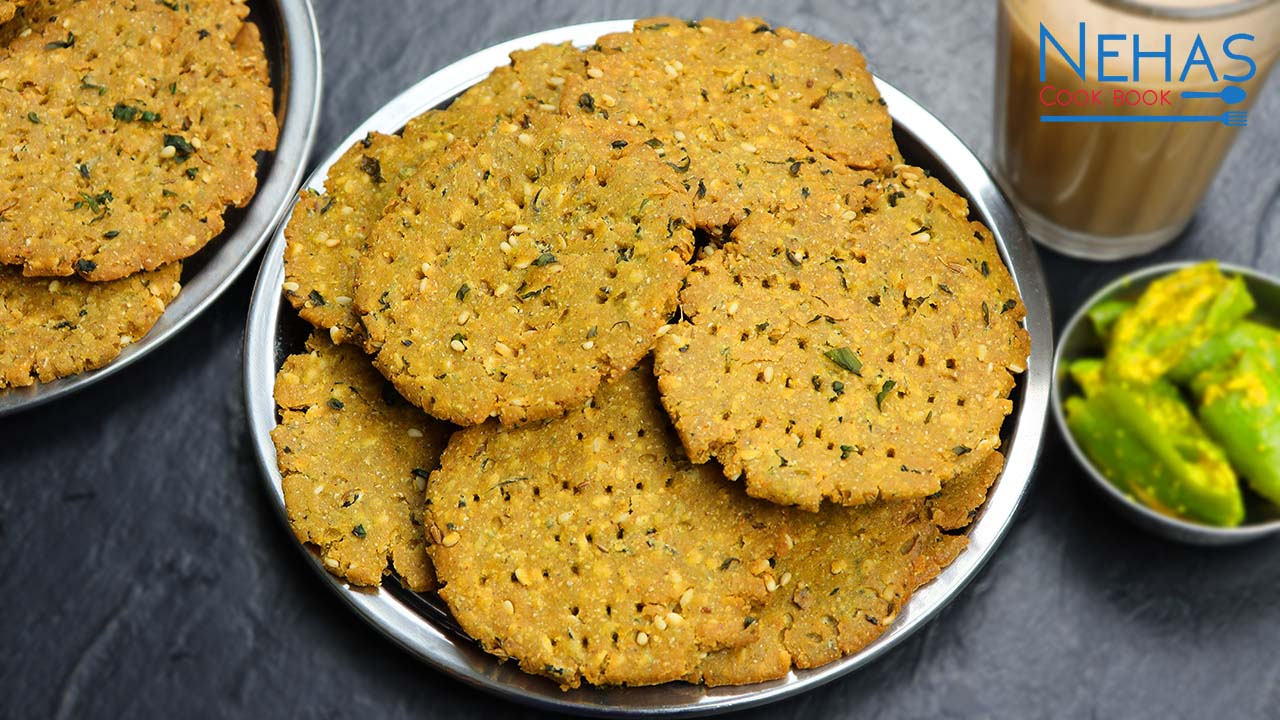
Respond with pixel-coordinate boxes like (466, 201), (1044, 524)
(994, 0), (1279, 260)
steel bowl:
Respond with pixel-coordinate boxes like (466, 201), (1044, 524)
(0, 0), (322, 417)
(1053, 261), (1280, 545)
(243, 19), (1052, 717)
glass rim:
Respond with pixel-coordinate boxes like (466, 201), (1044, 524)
(1093, 0), (1277, 20)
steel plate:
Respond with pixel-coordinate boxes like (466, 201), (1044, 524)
(244, 20), (1051, 717)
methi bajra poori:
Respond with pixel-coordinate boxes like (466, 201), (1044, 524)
(272, 16), (1029, 689)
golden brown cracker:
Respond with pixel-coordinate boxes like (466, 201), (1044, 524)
(355, 113), (693, 426)
(283, 131), (445, 345)
(563, 17), (899, 228)
(655, 169), (1028, 510)
(425, 363), (791, 689)
(283, 43), (583, 344)
(0, 262), (180, 387)
(405, 42), (584, 145)
(689, 452), (1003, 686)
(272, 333), (453, 591)
(0, 0), (276, 280)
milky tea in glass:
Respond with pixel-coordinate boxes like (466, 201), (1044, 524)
(995, 0), (1278, 260)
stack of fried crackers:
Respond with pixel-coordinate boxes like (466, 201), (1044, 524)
(0, 0), (276, 388)
(271, 17), (1029, 689)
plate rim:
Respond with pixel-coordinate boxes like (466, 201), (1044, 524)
(243, 18), (1052, 717)
(0, 0), (323, 416)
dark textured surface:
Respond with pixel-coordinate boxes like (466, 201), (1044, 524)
(3, 1), (1279, 718)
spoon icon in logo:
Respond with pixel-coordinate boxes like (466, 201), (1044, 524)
(1181, 85), (1248, 104)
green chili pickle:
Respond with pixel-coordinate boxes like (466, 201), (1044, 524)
(1192, 349), (1280, 507)
(1067, 381), (1244, 527)
(1106, 262), (1255, 384)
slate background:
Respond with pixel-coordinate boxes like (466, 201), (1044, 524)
(3, 1), (1279, 718)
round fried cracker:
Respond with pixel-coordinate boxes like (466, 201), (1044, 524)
(271, 332), (453, 591)
(562, 16), (899, 229)
(687, 452), (1004, 685)
(0, 261), (180, 387)
(655, 167), (1028, 510)
(283, 43), (584, 345)
(283, 130), (449, 345)
(429, 360), (1004, 688)
(425, 363), (791, 689)
(355, 113), (694, 426)
(404, 42), (584, 146)
(0, 0), (276, 280)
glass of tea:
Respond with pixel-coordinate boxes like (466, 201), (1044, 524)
(995, 0), (1279, 260)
